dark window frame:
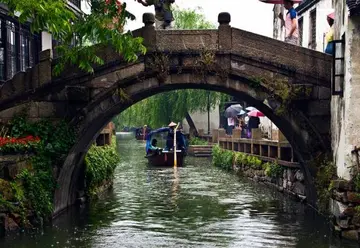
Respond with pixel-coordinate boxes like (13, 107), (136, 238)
(0, 13), (40, 81)
(298, 17), (303, 46)
(309, 9), (317, 50)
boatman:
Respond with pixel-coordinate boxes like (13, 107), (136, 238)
(166, 122), (177, 150)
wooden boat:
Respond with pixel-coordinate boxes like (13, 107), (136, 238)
(145, 127), (187, 167)
(146, 150), (185, 167)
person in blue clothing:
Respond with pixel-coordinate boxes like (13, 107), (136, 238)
(279, 0), (299, 45)
(148, 139), (162, 155)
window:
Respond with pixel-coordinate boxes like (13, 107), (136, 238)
(298, 17), (303, 47)
(309, 9), (317, 50)
(0, 14), (40, 81)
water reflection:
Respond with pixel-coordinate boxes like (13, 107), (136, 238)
(0, 135), (359, 248)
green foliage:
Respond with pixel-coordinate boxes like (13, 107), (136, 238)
(212, 145), (234, 171)
(354, 174), (360, 192)
(113, 7), (228, 129)
(313, 155), (336, 213)
(188, 137), (208, 145)
(85, 137), (120, 196)
(172, 6), (216, 29)
(114, 89), (227, 129)
(263, 162), (284, 178)
(1, 112), (76, 219)
(17, 169), (53, 218)
(246, 156), (263, 170)
(4, 0), (145, 75)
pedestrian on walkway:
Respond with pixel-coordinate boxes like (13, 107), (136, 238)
(279, 0), (299, 45)
(324, 12), (335, 55)
(136, 0), (175, 30)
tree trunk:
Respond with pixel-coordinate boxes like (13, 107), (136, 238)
(185, 112), (198, 137)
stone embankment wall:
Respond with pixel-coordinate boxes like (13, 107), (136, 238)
(233, 163), (306, 201)
(0, 155), (38, 236)
(212, 145), (307, 202)
(329, 180), (360, 241)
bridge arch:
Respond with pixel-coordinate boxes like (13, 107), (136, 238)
(54, 69), (327, 215)
(0, 12), (331, 216)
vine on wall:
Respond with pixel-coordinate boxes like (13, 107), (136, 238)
(0, 112), (75, 225)
(84, 136), (120, 197)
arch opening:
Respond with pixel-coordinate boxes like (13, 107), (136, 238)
(53, 72), (326, 216)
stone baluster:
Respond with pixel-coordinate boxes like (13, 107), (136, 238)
(141, 13), (156, 51)
(218, 12), (232, 51)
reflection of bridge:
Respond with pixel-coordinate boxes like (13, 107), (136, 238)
(0, 12), (331, 214)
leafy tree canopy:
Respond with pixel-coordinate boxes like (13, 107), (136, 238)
(114, 7), (231, 130)
(2, 0), (146, 74)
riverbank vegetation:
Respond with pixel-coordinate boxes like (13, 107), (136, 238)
(212, 145), (283, 178)
(188, 137), (209, 146)
(85, 137), (120, 197)
(0, 113), (75, 229)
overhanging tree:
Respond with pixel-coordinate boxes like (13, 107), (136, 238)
(2, 0), (146, 74)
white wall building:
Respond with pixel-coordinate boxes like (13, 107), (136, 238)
(182, 105), (220, 135)
(296, 0), (333, 51)
(331, 0), (360, 180)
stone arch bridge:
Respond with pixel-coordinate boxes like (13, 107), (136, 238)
(0, 13), (332, 215)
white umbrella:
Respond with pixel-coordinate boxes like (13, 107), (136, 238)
(245, 106), (257, 111)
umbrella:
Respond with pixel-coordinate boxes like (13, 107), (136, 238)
(245, 106), (257, 111)
(327, 12), (335, 20)
(236, 110), (247, 116)
(224, 104), (243, 118)
(248, 110), (265, 117)
(259, 0), (303, 3)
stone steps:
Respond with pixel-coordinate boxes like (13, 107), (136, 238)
(188, 145), (213, 157)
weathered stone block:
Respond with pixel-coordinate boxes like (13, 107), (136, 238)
(295, 170), (305, 182)
(11, 71), (26, 95)
(347, 192), (360, 204)
(318, 87), (331, 100)
(329, 198), (348, 218)
(331, 179), (351, 191)
(307, 100), (330, 116)
(333, 190), (348, 203)
(66, 86), (90, 103)
(4, 160), (31, 180)
(0, 179), (12, 201)
(283, 179), (287, 189)
(287, 169), (295, 182)
(351, 215), (360, 226)
(293, 181), (306, 195)
(341, 230), (359, 241)
(4, 216), (19, 232)
(337, 217), (350, 228)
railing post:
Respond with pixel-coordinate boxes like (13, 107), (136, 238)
(142, 13), (156, 51)
(218, 12), (232, 51)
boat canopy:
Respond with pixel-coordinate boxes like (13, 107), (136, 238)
(145, 127), (187, 153)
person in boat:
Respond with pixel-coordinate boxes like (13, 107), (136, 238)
(165, 122), (186, 151)
(148, 138), (162, 155)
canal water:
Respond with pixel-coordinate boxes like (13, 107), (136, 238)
(1, 135), (359, 248)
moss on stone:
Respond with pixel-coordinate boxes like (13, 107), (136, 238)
(0, 179), (13, 201)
